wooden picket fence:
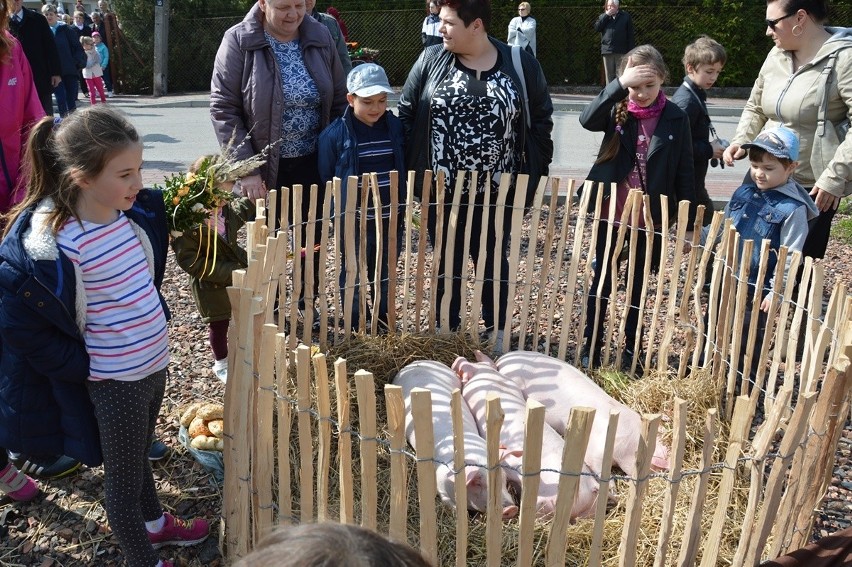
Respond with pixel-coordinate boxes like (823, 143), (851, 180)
(218, 171), (852, 566)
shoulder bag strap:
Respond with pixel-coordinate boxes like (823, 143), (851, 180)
(815, 51), (839, 138)
(511, 45), (531, 128)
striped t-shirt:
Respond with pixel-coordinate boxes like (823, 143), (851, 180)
(57, 213), (170, 381)
(352, 114), (399, 220)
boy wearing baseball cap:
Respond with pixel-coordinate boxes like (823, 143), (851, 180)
(700, 125), (818, 385)
(318, 63), (406, 332)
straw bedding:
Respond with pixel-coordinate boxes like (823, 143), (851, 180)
(274, 332), (753, 566)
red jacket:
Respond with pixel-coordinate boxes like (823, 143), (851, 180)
(0, 33), (46, 214)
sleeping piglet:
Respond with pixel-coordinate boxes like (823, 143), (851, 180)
(392, 360), (520, 519)
(493, 350), (671, 479)
(453, 355), (600, 520)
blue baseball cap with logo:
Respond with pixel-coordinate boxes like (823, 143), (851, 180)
(742, 125), (800, 161)
(346, 63), (394, 98)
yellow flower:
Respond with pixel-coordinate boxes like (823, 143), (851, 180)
(178, 186), (190, 197)
(185, 172), (197, 185)
(172, 196), (181, 205)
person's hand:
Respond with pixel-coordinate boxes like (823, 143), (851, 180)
(722, 143), (746, 166)
(710, 139), (726, 159)
(618, 57), (657, 89)
(238, 174), (266, 201)
(605, 4), (616, 16)
(51, 75), (62, 88)
(760, 296), (771, 312)
(810, 186), (841, 213)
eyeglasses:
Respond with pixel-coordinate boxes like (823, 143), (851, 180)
(765, 12), (796, 31)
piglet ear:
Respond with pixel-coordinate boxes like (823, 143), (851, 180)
(499, 448), (524, 461)
(474, 350), (497, 367)
(465, 467), (484, 488)
(651, 440), (671, 471)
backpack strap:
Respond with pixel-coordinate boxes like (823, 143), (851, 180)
(815, 51), (839, 138)
(511, 45), (531, 128)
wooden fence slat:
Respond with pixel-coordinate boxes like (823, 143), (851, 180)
(603, 190), (634, 367)
(691, 210), (724, 367)
(431, 172), (446, 333)
(560, 179), (594, 362)
(440, 172), (466, 333)
(401, 171), (416, 332)
(275, 334), (292, 525)
(414, 171), (433, 333)
(588, 410), (620, 567)
(540, 179), (572, 351)
(617, 414), (661, 567)
(317, 187), (332, 348)
(517, 400), (546, 567)
(295, 345), (314, 523)
(450, 390), (469, 567)
(732, 387), (793, 565)
(675, 408), (717, 567)
(459, 175), (478, 336)
(642, 195), (664, 373)
(785, 257), (813, 394)
(384, 385), (408, 543)
(223, 287), (254, 559)
(590, 187), (618, 367)
(546, 406), (595, 567)
(342, 176), (358, 334)
(313, 353), (332, 522)
(502, 174), (531, 352)
(358, 174), (369, 334)
(368, 173), (383, 336)
(469, 176), (491, 338)
(484, 394), (506, 567)
(410, 388), (439, 565)
(335, 358), (354, 524)
(776, 352), (851, 553)
(332, 178), (343, 342)
(698, 397), (751, 567)
(355, 370), (379, 531)
(524, 175), (552, 346)
(657, 202), (691, 372)
(387, 170), (400, 331)
(252, 324), (277, 544)
(744, 392), (818, 565)
(653, 399), (688, 567)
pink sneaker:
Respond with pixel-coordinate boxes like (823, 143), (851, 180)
(0, 462), (39, 502)
(148, 512), (209, 549)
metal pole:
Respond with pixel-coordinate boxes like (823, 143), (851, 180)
(153, 0), (168, 96)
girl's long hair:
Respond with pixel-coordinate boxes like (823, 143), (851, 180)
(595, 44), (669, 165)
(0, 0), (15, 63)
(4, 106), (140, 237)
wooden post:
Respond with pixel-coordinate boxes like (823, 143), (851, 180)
(275, 334), (292, 525)
(384, 385), (408, 543)
(355, 371), (378, 530)
(484, 394), (505, 567)
(451, 390), (469, 567)
(295, 345), (314, 523)
(313, 353), (332, 522)
(401, 171), (416, 332)
(410, 388), (439, 564)
(675, 409), (717, 567)
(415, 171), (433, 333)
(517, 400), (545, 567)
(152, 0), (168, 95)
(252, 324), (277, 544)
(653, 399), (687, 567)
(459, 174), (477, 335)
(335, 358), (354, 524)
(387, 170), (400, 331)
(589, 411), (619, 567)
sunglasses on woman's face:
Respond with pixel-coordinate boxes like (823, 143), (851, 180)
(765, 11), (796, 31)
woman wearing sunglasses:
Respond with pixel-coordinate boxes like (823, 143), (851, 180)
(723, 0), (852, 261)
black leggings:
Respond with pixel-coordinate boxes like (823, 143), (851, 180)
(87, 370), (166, 567)
(584, 223), (660, 357)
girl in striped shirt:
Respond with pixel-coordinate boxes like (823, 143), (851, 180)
(0, 106), (208, 567)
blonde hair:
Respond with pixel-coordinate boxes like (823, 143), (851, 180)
(682, 36), (727, 72)
(518, 2), (531, 10)
(80, 35), (94, 47)
(595, 45), (669, 165)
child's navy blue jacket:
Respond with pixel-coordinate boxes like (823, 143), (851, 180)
(0, 189), (169, 466)
(317, 106), (406, 215)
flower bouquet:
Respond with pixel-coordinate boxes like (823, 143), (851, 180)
(157, 136), (271, 274)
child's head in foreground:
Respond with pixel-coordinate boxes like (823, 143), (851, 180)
(80, 35), (94, 50)
(741, 125), (799, 190)
(345, 63), (394, 127)
(683, 36), (726, 91)
(232, 522), (433, 567)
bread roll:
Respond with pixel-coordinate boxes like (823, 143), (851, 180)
(190, 435), (223, 451)
(207, 419), (224, 438)
(188, 416), (212, 438)
(180, 402), (204, 428)
(197, 403), (224, 421)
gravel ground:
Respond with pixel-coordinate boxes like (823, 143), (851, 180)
(0, 209), (850, 566)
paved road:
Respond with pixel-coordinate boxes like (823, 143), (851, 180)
(111, 93), (748, 205)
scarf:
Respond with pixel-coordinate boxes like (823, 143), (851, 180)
(627, 90), (667, 120)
